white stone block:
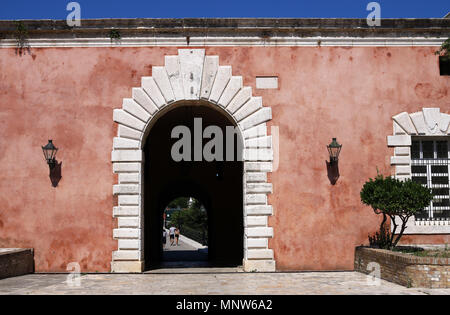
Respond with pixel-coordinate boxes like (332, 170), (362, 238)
(113, 162), (141, 173)
(246, 227), (273, 238)
(393, 112), (417, 135)
(113, 184), (140, 195)
(243, 124), (267, 139)
(394, 147), (410, 156)
(113, 250), (140, 261)
(439, 113), (450, 134)
(118, 173), (140, 184)
(246, 172), (267, 183)
(246, 183), (273, 194)
(243, 259), (275, 272)
(246, 205), (273, 216)
(118, 239), (141, 250)
(246, 216), (268, 227)
(111, 261), (144, 273)
(256, 76), (278, 89)
(179, 49), (205, 100)
(118, 125), (142, 141)
(395, 165), (412, 176)
(118, 195), (140, 206)
(209, 66), (232, 103)
(245, 162), (273, 172)
(390, 156), (411, 165)
(245, 194), (267, 205)
(123, 98), (151, 122)
(227, 86), (252, 114)
(218, 76), (243, 107)
(247, 238), (268, 248)
(131, 88), (158, 115)
(423, 108), (441, 133)
(111, 150), (143, 162)
(113, 137), (140, 150)
(234, 97), (263, 122)
(200, 55), (219, 100)
(113, 228), (140, 239)
(387, 135), (411, 147)
(142, 77), (166, 108)
(152, 66), (175, 103)
(113, 206), (140, 217)
(393, 122), (407, 135)
(113, 109), (145, 131)
(245, 136), (272, 148)
(247, 249), (274, 260)
(165, 55), (184, 101)
(239, 107), (272, 131)
(244, 148), (273, 161)
(410, 112), (428, 135)
(118, 217), (140, 228)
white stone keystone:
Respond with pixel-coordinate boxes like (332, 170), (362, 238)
(179, 49), (205, 100)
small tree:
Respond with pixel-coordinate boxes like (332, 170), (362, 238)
(360, 174), (433, 249)
(435, 38), (450, 61)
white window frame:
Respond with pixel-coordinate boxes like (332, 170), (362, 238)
(388, 108), (450, 234)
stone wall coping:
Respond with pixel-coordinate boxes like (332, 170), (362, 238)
(356, 246), (449, 266)
(0, 248), (33, 256)
(0, 18), (449, 39)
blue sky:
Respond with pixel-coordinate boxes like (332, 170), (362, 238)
(0, 0), (448, 20)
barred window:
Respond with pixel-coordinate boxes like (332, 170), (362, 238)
(411, 139), (450, 220)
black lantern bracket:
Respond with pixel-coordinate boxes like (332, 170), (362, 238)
(327, 137), (342, 165)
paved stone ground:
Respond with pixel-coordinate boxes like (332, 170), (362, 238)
(0, 272), (449, 295)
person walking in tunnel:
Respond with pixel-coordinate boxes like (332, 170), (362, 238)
(169, 226), (176, 246)
(162, 228), (167, 248)
(175, 227), (180, 246)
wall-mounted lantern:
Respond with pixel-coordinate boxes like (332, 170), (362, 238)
(327, 138), (342, 164)
(42, 140), (58, 170)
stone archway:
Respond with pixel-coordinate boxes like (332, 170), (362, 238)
(111, 49), (275, 272)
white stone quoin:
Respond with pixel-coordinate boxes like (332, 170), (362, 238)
(111, 49), (275, 272)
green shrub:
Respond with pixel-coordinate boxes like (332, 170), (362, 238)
(361, 174), (433, 249)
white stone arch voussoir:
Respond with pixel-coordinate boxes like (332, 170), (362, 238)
(111, 49), (276, 272)
(387, 107), (450, 234)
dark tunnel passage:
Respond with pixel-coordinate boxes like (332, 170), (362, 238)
(143, 102), (244, 269)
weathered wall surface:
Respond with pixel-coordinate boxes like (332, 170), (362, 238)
(0, 46), (448, 271)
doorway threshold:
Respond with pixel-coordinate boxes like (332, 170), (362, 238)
(145, 262), (244, 274)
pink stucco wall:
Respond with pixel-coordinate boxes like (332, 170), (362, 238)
(0, 46), (448, 272)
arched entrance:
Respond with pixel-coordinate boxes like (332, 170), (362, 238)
(144, 103), (244, 268)
(111, 49), (275, 272)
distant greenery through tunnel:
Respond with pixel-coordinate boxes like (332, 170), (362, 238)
(164, 197), (208, 246)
